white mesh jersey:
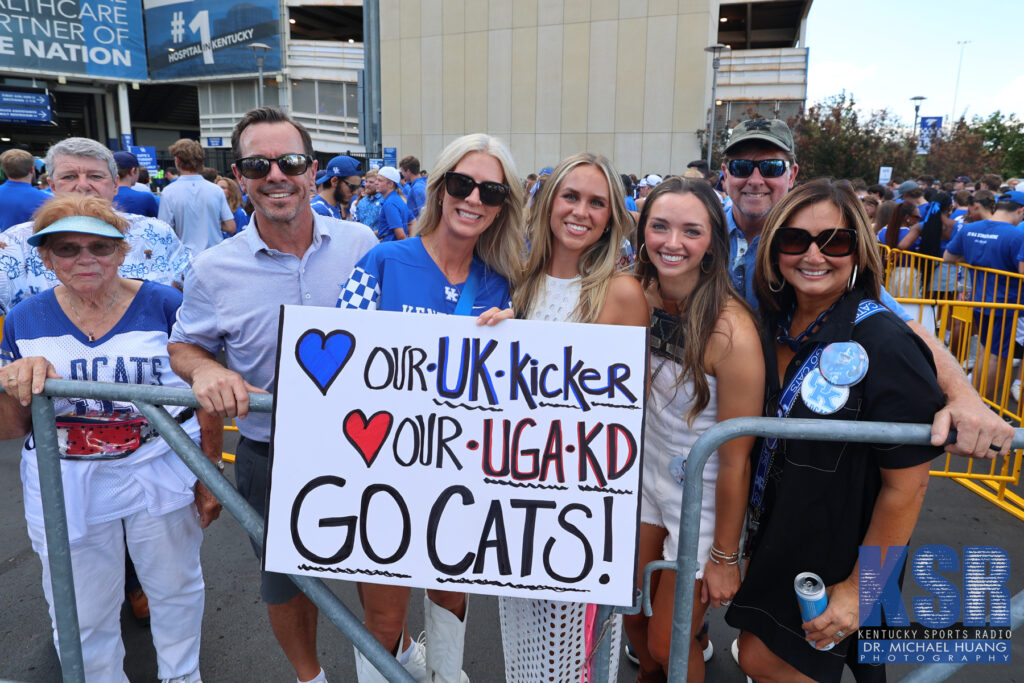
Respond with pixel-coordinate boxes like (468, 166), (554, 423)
(498, 275), (622, 683)
(1, 281), (199, 549)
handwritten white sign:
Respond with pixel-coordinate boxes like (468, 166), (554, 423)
(263, 306), (648, 606)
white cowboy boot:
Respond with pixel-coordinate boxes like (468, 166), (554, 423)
(423, 595), (470, 683)
(353, 644), (390, 683)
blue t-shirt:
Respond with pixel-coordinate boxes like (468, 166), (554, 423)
(337, 236), (511, 315)
(0, 180), (48, 231)
(310, 195), (342, 219)
(356, 193), (382, 230)
(406, 176), (428, 218)
(946, 219), (1024, 302)
(114, 186), (159, 218)
(625, 196), (637, 212)
(377, 191), (414, 242)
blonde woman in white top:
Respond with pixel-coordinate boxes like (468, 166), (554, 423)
(480, 152), (647, 681)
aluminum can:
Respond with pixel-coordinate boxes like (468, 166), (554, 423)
(794, 571), (834, 651)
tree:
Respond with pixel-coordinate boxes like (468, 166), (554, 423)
(792, 94), (915, 182)
(973, 112), (1024, 178)
(922, 118), (1003, 181)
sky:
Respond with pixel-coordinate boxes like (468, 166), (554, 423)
(805, 0), (1018, 126)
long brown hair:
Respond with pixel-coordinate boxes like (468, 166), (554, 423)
(513, 153), (633, 323)
(634, 178), (749, 424)
(885, 201), (917, 249)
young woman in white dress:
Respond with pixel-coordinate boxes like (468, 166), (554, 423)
(480, 152), (648, 681)
(622, 177), (764, 683)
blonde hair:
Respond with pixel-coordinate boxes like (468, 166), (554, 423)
(217, 175), (243, 212)
(513, 153), (633, 324)
(415, 134), (525, 285)
(33, 194), (130, 256)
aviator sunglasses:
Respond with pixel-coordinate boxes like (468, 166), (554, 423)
(49, 241), (119, 258)
(775, 227), (858, 257)
(443, 171), (509, 207)
(235, 154), (314, 179)
(727, 158), (791, 179)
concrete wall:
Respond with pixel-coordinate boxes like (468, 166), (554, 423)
(379, 0), (718, 179)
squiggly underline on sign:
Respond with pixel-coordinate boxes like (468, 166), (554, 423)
(431, 398), (503, 412)
(483, 478), (569, 490)
(435, 577), (588, 592)
(296, 565), (412, 578)
(590, 401), (642, 409)
(538, 401), (577, 409)
(578, 485), (633, 495)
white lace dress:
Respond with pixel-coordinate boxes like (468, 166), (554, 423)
(498, 275), (623, 682)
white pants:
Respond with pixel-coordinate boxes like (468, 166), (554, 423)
(31, 504), (205, 682)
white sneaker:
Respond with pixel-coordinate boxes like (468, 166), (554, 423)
(702, 639), (714, 663)
(161, 670), (201, 683)
(403, 633), (429, 683)
(1012, 379), (1021, 402)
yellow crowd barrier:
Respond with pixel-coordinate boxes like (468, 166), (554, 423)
(884, 247), (1024, 522)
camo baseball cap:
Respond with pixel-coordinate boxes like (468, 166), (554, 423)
(724, 118), (795, 155)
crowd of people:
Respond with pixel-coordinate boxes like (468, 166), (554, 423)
(0, 108), (1017, 683)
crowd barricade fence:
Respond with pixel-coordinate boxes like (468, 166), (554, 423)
(5, 380), (1023, 682)
(883, 248), (1024, 521)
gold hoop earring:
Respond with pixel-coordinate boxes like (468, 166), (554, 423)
(638, 243), (650, 263)
(701, 254), (712, 273)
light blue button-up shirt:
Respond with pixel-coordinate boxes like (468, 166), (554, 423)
(170, 213), (379, 441)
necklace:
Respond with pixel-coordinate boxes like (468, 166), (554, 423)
(63, 289), (121, 342)
(775, 296), (844, 351)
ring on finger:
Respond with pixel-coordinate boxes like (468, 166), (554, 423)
(721, 599), (731, 606)
(834, 630), (846, 640)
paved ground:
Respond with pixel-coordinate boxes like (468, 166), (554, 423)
(0, 432), (1020, 682)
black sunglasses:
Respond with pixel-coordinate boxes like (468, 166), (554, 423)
(49, 241), (119, 258)
(235, 154), (314, 179)
(775, 227), (858, 257)
(727, 159), (791, 179)
(444, 171), (509, 207)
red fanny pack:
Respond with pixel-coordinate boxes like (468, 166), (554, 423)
(55, 411), (149, 460)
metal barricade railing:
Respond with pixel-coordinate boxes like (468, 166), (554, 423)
(884, 249), (1024, 521)
(8, 380), (1024, 682)
(15, 379), (416, 683)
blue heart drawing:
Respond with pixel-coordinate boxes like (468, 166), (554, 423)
(294, 329), (356, 396)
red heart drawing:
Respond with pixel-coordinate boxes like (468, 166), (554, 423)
(343, 410), (393, 467)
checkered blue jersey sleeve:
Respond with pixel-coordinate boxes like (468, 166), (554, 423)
(337, 249), (383, 310)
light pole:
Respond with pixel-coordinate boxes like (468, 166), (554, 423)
(910, 95), (926, 134)
(705, 43), (729, 167)
(951, 40), (970, 124)
(249, 42), (271, 108)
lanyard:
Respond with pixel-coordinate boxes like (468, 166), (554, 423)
(749, 299), (887, 514)
(453, 259), (482, 316)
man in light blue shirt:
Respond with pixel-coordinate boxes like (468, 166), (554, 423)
(169, 107), (378, 683)
(158, 138), (235, 254)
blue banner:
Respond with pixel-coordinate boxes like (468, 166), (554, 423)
(0, 89), (52, 125)
(0, 1), (147, 80)
(144, 0), (281, 80)
(129, 145), (159, 173)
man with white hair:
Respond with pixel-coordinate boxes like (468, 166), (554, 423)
(1, 138), (192, 315)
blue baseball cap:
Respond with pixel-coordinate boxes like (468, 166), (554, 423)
(113, 151), (139, 169)
(323, 155), (362, 179)
(999, 190), (1024, 207)
(314, 170), (328, 185)
(28, 215), (126, 247)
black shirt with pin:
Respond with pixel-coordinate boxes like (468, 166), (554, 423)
(725, 287), (944, 682)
